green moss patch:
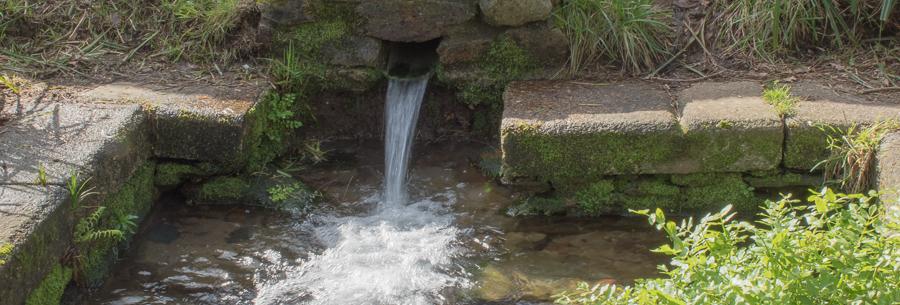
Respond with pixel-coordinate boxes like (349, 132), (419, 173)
(565, 174), (760, 216)
(501, 124), (679, 186)
(25, 264), (72, 305)
(75, 162), (157, 286)
(0, 243), (12, 266)
(155, 162), (221, 187)
(198, 176), (251, 203)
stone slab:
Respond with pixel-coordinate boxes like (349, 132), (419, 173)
(677, 81), (783, 172)
(500, 81), (682, 185)
(0, 185), (72, 305)
(78, 83), (261, 165)
(877, 132), (900, 222)
(785, 81), (900, 170)
(0, 101), (149, 191)
(356, 0), (476, 42)
(479, 0), (553, 27)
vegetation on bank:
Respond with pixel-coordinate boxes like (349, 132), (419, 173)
(557, 189), (900, 304)
(554, 0), (898, 74)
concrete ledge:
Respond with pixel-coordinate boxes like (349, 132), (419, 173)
(677, 82), (783, 172)
(0, 186), (72, 305)
(0, 100), (150, 304)
(785, 81), (900, 170)
(79, 82), (261, 166)
(500, 81), (682, 186)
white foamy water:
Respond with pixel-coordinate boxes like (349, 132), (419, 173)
(254, 76), (470, 305)
(253, 191), (468, 305)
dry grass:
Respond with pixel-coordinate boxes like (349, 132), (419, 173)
(0, 0), (255, 78)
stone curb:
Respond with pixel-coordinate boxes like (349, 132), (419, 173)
(501, 80), (900, 186)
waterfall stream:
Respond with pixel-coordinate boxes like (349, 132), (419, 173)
(254, 75), (470, 305)
(383, 75), (429, 206)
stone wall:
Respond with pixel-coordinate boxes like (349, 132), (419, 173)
(500, 80), (900, 214)
(258, 0), (568, 92)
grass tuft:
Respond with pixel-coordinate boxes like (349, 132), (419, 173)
(762, 82), (800, 118)
(554, 0), (672, 74)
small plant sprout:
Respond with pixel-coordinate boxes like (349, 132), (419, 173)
(303, 140), (328, 164)
(815, 120), (900, 193)
(0, 74), (21, 94)
(74, 207), (124, 243)
(35, 163), (48, 186)
(762, 82), (800, 118)
(66, 170), (97, 209)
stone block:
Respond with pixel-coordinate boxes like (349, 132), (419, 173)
(501, 81), (682, 185)
(437, 22), (503, 66)
(0, 186), (72, 305)
(505, 22), (569, 69)
(78, 83), (261, 166)
(0, 101), (149, 194)
(357, 0), (476, 42)
(784, 81), (900, 170)
(677, 81), (783, 172)
(479, 0), (553, 27)
(322, 35), (385, 68)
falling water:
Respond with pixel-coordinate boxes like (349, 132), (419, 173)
(383, 75), (430, 205)
(254, 74), (470, 305)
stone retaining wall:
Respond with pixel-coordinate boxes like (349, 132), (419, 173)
(0, 82), (261, 305)
(501, 80), (900, 210)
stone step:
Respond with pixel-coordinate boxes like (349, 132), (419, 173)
(0, 79), (262, 304)
(501, 80), (900, 186)
(0, 101), (147, 305)
(78, 82), (261, 168)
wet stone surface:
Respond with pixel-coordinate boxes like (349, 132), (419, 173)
(84, 142), (666, 305)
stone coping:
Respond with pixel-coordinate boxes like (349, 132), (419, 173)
(0, 81), (262, 305)
(501, 80), (900, 185)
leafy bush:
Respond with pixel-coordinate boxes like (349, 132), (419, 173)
(557, 188), (900, 304)
(554, 0), (672, 74)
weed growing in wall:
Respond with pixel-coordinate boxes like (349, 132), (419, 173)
(816, 120), (900, 193)
(762, 82), (800, 118)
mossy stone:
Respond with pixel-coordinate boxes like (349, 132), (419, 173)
(25, 264), (72, 305)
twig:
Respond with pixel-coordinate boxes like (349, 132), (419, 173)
(860, 87), (900, 94)
(646, 36), (696, 79)
(649, 70), (726, 82)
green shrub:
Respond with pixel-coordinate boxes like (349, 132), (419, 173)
(554, 0), (672, 74)
(557, 188), (900, 304)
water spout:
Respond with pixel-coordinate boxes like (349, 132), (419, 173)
(383, 75), (430, 205)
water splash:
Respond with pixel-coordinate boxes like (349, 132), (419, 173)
(383, 76), (429, 205)
(254, 76), (470, 305)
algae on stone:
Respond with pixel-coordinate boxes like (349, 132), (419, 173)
(75, 162), (157, 286)
(24, 264), (72, 305)
(198, 176), (251, 203)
